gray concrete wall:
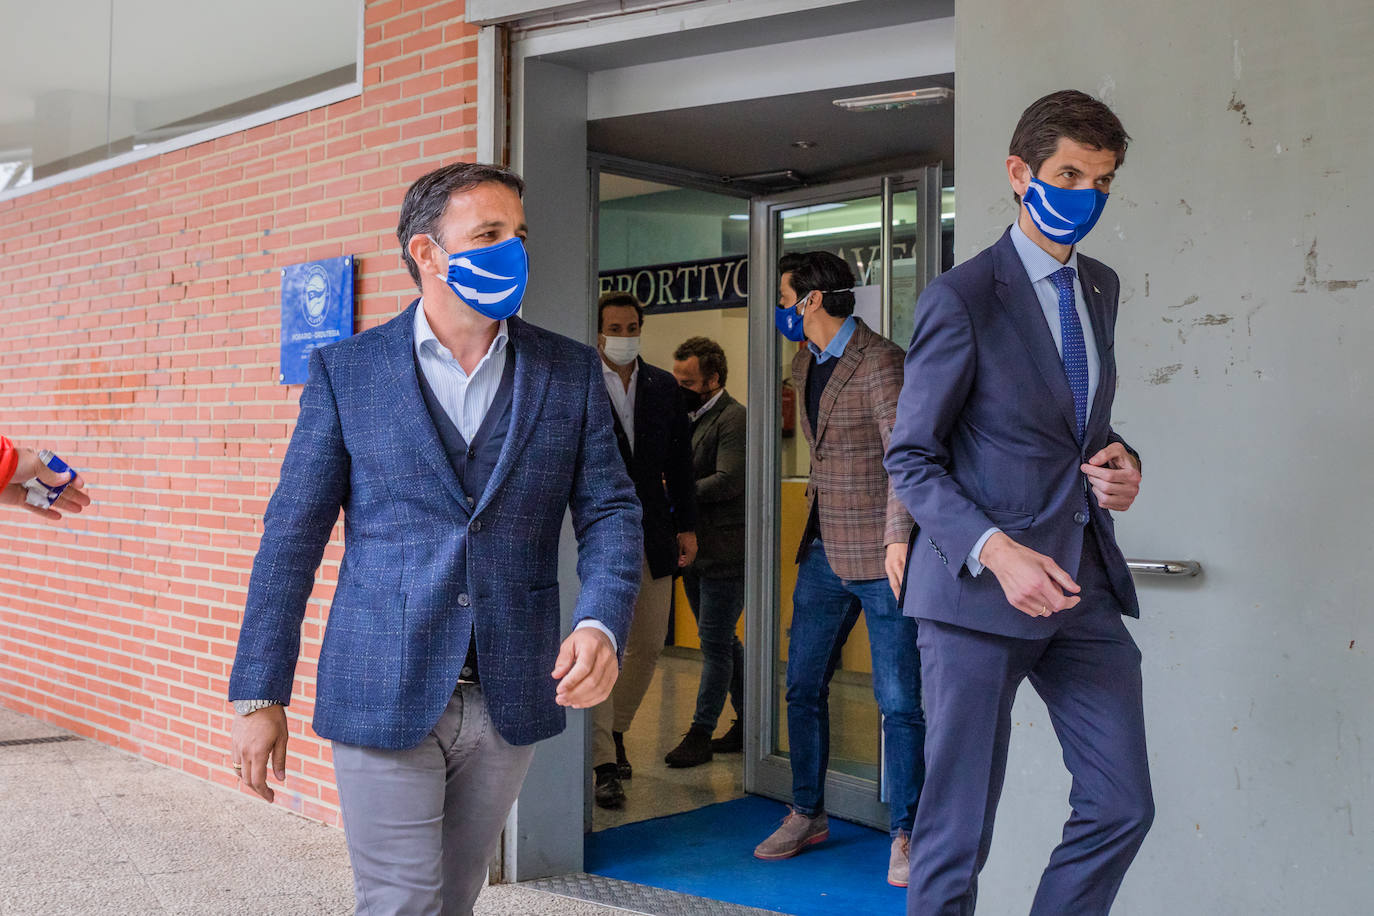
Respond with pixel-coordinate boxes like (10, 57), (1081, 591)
(955, 1), (1373, 912)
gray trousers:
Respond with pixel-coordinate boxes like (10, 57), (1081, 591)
(333, 684), (536, 916)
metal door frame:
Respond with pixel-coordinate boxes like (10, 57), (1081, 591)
(745, 166), (942, 830)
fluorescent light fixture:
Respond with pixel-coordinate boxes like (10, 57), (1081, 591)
(728, 214), (750, 220)
(832, 87), (954, 111)
(783, 221), (882, 240)
(779, 203), (847, 218)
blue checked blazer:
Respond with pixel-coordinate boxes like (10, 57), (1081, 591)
(229, 302), (643, 749)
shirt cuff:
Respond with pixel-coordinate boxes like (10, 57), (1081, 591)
(575, 619), (618, 654)
(966, 527), (1001, 577)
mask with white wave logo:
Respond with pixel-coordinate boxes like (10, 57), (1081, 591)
(429, 235), (529, 320)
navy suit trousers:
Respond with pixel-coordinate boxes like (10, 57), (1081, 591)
(907, 531), (1154, 915)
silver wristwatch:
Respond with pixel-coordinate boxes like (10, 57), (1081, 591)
(232, 699), (280, 716)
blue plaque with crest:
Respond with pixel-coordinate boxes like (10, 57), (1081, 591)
(280, 255), (354, 384)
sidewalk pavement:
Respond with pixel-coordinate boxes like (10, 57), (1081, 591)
(0, 706), (621, 915)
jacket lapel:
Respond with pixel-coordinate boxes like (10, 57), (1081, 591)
(387, 300), (471, 509)
(813, 321), (867, 445)
(992, 231), (1081, 443)
(475, 316), (549, 513)
(1077, 259), (1115, 444)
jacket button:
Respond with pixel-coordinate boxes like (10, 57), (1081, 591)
(470, 519), (482, 533)
(1074, 511), (1087, 525)
(458, 593), (471, 607)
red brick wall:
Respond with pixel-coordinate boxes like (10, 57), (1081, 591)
(0, 0), (479, 827)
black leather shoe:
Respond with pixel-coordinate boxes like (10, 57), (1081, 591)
(613, 730), (632, 779)
(594, 764), (625, 808)
(664, 726), (714, 768)
(711, 718), (743, 753)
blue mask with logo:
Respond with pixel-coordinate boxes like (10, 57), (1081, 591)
(775, 291), (810, 342)
(430, 235), (528, 320)
(1022, 177), (1108, 246)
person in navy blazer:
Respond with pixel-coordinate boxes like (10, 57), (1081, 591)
(227, 162), (642, 915)
(886, 92), (1153, 914)
(589, 290), (698, 808)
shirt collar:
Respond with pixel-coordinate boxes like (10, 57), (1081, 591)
(807, 315), (857, 364)
(601, 355), (639, 385)
(1010, 220), (1079, 285)
(690, 388), (725, 422)
(414, 299), (509, 363)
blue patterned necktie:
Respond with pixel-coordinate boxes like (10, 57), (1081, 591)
(1050, 266), (1088, 441)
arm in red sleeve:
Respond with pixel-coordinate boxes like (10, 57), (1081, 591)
(0, 437), (17, 489)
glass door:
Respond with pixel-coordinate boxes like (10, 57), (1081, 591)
(744, 166), (943, 829)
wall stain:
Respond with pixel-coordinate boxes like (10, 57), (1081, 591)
(1227, 92), (1253, 126)
(1144, 273), (1150, 297)
(1294, 238), (1369, 293)
(1193, 313), (1233, 326)
(1170, 294), (1198, 311)
(1178, 199), (1192, 215)
(1148, 363), (1183, 385)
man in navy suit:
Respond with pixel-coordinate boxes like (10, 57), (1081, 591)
(589, 290), (697, 808)
(227, 162), (642, 915)
(886, 91), (1153, 914)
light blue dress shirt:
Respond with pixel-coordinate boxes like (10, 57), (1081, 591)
(808, 315), (856, 363)
(966, 224), (1101, 576)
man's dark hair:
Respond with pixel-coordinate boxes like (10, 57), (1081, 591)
(598, 291), (644, 330)
(1009, 90), (1130, 203)
(396, 162), (525, 290)
(673, 336), (728, 388)
(778, 251), (856, 318)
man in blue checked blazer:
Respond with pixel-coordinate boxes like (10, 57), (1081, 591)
(228, 162), (642, 916)
(886, 92), (1153, 914)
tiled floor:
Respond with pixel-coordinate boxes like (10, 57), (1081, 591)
(0, 706), (619, 915)
(590, 650), (883, 832)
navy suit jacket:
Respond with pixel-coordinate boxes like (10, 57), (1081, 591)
(229, 303), (643, 749)
(607, 358), (697, 580)
(885, 228), (1140, 639)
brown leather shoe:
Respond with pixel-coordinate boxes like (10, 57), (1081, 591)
(664, 726), (713, 768)
(888, 830), (911, 887)
(753, 808), (829, 860)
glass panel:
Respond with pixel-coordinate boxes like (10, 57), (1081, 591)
(773, 194), (886, 783)
(591, 171), (751, 831)
(0, 0), (359, 193)
(2, 0), (114, 183)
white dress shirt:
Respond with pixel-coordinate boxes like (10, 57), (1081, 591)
(601, 357), (639, 451)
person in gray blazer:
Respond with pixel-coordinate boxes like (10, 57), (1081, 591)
(666, 336), (747, 767)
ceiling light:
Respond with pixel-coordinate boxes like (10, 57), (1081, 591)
(780, 203), (846, 218)
(783, 221), (882, 240)
(728, 214), (749, 220)
(791, 139), (817, 149)
(832, 87), (954, 112)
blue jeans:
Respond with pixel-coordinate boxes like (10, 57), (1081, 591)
(681, 569), (745, 731)
(786, 540), (926, 835)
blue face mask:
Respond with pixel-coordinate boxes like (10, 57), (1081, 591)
(429, 235), (529, 321)
(775, 291), (810, 342)
(1022, 177), (1108, 246)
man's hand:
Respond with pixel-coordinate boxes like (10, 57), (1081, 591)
(230, 704), (288, 802)
(1081, 443), (1141, 512)
(677, 531), (699, 568)
(884, 542), (908, 599)
(552, 627), (619, 708)
(1, 447), (90, 520)
(980, 532), (1081, 618)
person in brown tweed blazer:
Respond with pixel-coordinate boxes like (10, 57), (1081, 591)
(753, 251), (926, 889)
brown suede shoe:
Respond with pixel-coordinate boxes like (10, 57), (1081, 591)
(888, 830), (911, 887)
(753, 808), (829, 860)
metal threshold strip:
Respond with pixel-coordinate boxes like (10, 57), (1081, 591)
(526, 873), (780, 916)
(0, 734), (80, 748)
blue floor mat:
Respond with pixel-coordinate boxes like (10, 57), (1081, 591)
(585, 795), (906, 915)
